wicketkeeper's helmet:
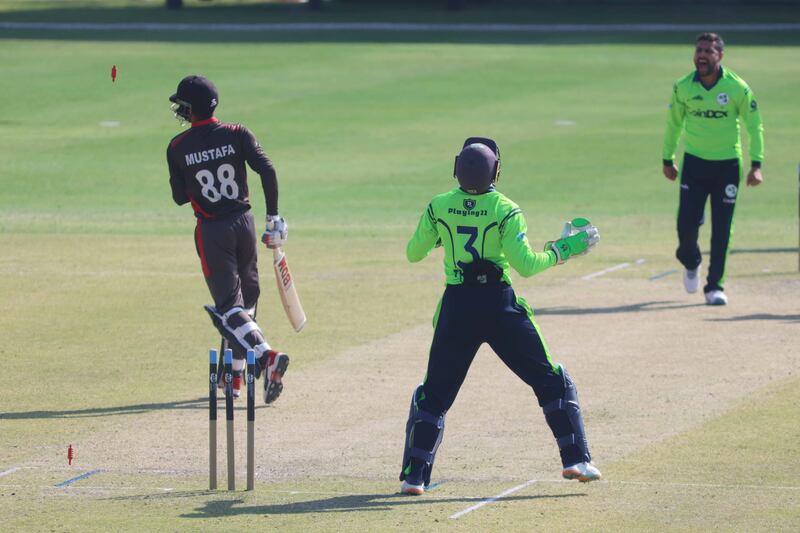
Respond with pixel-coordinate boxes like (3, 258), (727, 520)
(453, 137), (501, 194)
(169, 75), (219, 122)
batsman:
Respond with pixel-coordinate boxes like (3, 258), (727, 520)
(166, 75), (289, 404)
(399, 138), (602, 495)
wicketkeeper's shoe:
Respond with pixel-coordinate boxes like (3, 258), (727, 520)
(704, 290), (728, 306)
(562, 462), (602, 483)
(683, 265), (701, 294)
(257, 351), (289, 404)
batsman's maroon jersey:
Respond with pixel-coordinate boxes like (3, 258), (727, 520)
(167, 118), (278, 219)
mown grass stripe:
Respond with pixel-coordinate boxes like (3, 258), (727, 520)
(649, 268), (678, 281)
(2, 22), (800, 32)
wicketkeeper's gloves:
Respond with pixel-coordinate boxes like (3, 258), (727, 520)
(545, 217), (599, 264)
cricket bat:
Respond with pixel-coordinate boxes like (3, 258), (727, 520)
(273, 246), (306, 332)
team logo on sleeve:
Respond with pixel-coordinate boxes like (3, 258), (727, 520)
(751, 100), (758, 110)
(716, 93), (729, 105)
(463, 199), (476, 210)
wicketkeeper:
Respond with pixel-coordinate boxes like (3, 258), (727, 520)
(166, 75), (289, 404)
(399, 137), (602, 495)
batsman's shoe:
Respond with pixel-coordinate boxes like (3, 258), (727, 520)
(219, 372), (242, 399)
(683, 266), (701, 294)
(400, 480), (425, 496)
(562, 462), (602, 483)
(231, 372), (242, 399)
(705, 290), (728, 306)
(259, 351), (289, 404)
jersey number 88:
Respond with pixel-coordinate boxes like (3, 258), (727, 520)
(195, 163), (238, 202)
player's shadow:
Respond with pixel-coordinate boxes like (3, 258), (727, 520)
(0, 397), (209, 420)
(729, 247), (797, 255)
(707, 313), (800, 323)
(178, 491), (585, 517)
(536, 300), (704, 316)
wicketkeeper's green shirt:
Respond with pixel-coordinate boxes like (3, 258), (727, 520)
(662, 66), (764, 165)
(407, 187), (556, 285)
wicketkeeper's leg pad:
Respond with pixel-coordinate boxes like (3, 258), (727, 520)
(541, 366), (592, 467)
(204, 305), (270, 361)
(399, 385), (445, 487)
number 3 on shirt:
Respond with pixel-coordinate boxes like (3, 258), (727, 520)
(456, 225), (480, 269)
(195, 163), (238, 202)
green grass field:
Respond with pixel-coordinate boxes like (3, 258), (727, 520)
(1, 2), (799, 531)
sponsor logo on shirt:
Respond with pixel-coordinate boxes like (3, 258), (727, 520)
(691, 95), (704, 101)
(690, 109), (728, 119)
(185, 144), (236, 166)
(448, 207), (488, 217)
(716, 92), (729, 105)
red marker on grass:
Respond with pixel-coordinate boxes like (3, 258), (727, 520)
(111, 65), (117, 83)
(67, 444), (74, 465)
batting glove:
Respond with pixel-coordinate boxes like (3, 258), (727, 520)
(262, 215), (288, 249)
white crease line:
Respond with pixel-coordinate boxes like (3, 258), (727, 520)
(0, 467), (20, 478)
(582, 258), (645, 280)
(591, 479), (800, 491)
(582, 262), (630, 280)
(530, 478), (800, 491)
(57, 485), (174, 492)
(17, 466), (196, 474)
(450, 479), (536, 519)
(0, 483), (175, 492)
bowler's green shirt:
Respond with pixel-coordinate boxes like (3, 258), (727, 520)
(662, 66), (764, 165)
(407, 187), (556, 285)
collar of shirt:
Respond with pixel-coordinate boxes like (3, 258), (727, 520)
(191, 117), (219, 128)
(693, 65), (724, 89)
(458, 185), (496, 195)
